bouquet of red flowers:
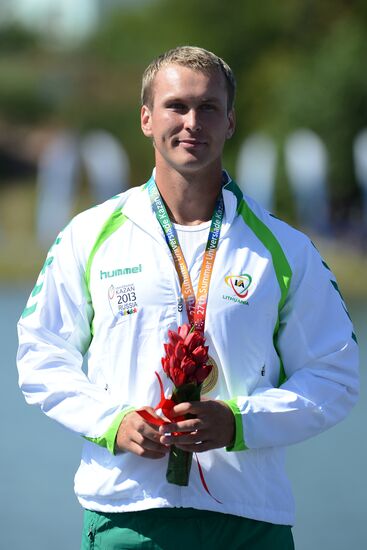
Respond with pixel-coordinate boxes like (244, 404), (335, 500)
(161, 323), (212, 486)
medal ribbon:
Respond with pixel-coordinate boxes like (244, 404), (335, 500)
(147, 178), (224, 333)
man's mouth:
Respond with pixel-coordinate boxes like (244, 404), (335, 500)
(174, 138), (206, 148)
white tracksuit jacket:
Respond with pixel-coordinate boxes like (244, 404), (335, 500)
(17, 173), (359, 526)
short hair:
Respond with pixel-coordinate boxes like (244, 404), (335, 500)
(141, 46), (236, 111)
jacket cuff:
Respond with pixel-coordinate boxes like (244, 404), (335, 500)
(84, 406), (136, 454)
(224, 398), (248, 451)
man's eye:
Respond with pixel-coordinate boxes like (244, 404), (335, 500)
(168, 103), (186, 111)
(200, 104), (215, 111)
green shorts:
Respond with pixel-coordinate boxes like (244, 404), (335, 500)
(81, 507), (294, 550)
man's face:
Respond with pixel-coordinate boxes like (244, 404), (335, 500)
(141, 64), (235, 176)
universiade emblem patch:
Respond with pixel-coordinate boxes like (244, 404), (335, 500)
(108, 283), (138, 322)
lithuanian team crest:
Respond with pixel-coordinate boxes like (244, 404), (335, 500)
(224, 274), (252, 299)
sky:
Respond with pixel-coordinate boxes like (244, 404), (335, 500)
(0, 0), (155, 45)
(1, 0), (100, 44)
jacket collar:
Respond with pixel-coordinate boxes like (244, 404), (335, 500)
(122, 169), (242, 241)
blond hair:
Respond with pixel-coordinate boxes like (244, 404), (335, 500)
(141, 46), (236, 111)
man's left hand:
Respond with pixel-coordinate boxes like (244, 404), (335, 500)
(159, 400), (235, 452)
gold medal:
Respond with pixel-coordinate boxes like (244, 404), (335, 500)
(201, 356), (219, 395)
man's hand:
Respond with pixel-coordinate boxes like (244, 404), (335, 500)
(115, 407), (170, 459)
(158, 400), (235, 452)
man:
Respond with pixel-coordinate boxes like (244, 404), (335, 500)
(17, 46), (359, 549)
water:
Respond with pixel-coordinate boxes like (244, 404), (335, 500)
(1, 286), (366, 549)
(287, 297), (367, 549)
(1, 286), (82, 549)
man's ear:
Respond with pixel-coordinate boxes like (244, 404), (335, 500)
(226, 109), (236, 140)
(141, 105), (153, 137)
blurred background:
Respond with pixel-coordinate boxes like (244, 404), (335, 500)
(1, 0), (366, 548)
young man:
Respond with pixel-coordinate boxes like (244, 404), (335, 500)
(17, 47), (359, 549)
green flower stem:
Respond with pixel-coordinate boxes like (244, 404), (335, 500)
(166, 383), (201, 487)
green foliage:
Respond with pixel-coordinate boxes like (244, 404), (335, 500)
(269, 14), (367, 197)
(0, 23), (39, 52)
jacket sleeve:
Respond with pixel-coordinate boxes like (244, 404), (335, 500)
(227, 238), (359, 450)
(17, 220), (130, 449)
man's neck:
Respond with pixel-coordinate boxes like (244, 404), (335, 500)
(154, 165), (223, 226)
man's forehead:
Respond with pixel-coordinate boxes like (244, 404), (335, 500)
(155, 62), (222, 82)
(153, 63), (227, 95)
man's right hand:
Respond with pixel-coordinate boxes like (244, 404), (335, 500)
(115, 407), (170, 459)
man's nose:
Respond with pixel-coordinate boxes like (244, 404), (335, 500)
(184, 109), (201, 132)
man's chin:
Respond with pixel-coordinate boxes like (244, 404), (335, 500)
(156, 150), (220, 176)
(171, 152), (210, 171)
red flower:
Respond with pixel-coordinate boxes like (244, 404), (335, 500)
(192, 345), (209, 363)
(195, 364), (213, 384)
(184, 331), (203, 352)
(178, 324), (190, 340)
(180, 356), (196, 375)
(161, 323), (212, 388)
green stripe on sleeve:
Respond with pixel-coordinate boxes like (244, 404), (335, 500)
(41, 256), (54, 274)
(84, 406), (136, 455)
(224, 398), (248, 452)
(31, 282), (43, 298)
(21, 303), (37, 319)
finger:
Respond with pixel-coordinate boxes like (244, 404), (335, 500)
(170, 402), (197, 416)
(133, 425), (170, 450)
(128, 428), (170, 455)
(170, 400), (212, 417)
(159, 428), (205, 446)
(128, 440), (168, 459)
(136, 407), (167, 427)
(132, 413), (165, 439)
(115, 432), (168, 457)
(159, 417), (202, 435)
(117, 412), (169, 455)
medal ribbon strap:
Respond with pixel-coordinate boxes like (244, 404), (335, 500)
(194, 195), (223, 332)
(147, 178), (224, 333)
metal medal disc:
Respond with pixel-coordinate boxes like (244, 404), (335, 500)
(201, 356), (219, 395)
